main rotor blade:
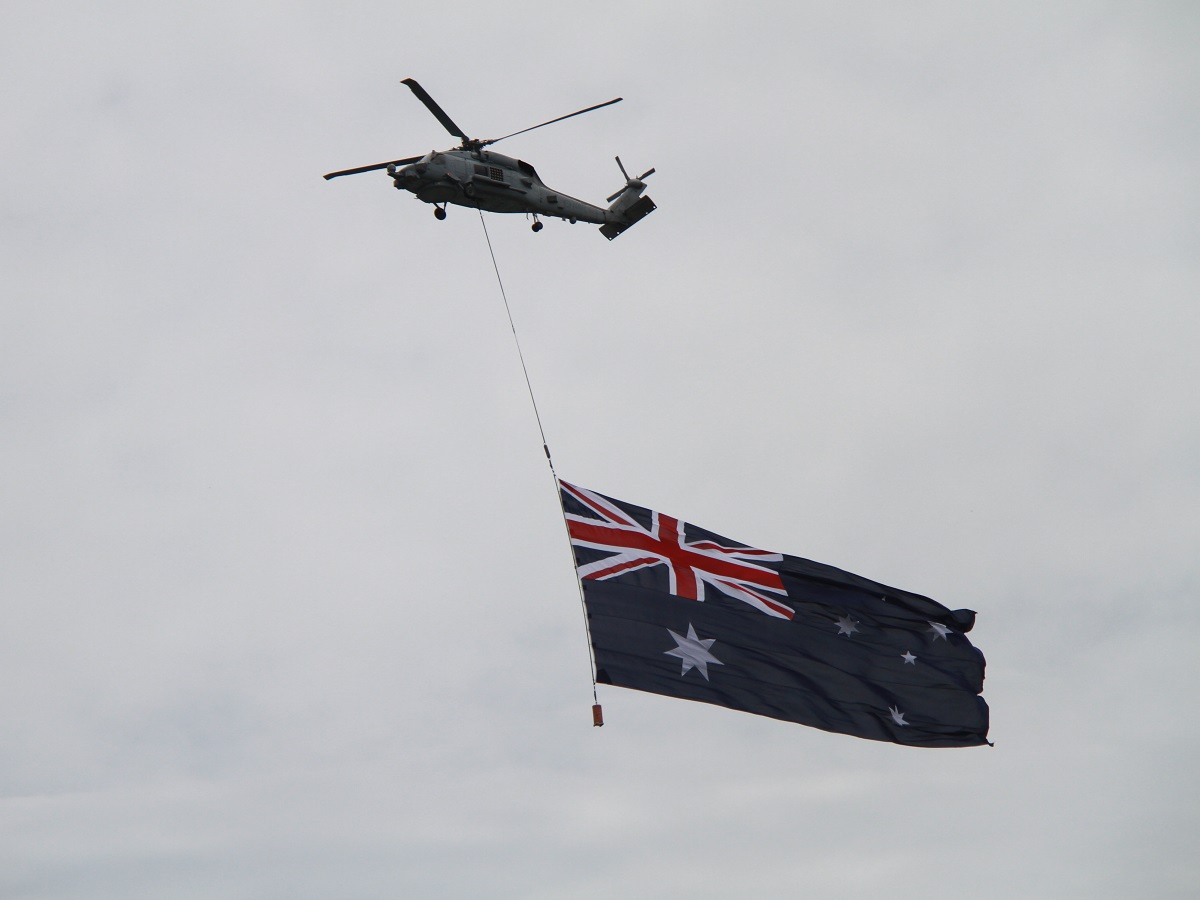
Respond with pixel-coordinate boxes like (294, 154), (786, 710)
(401, 78), (468, 140)
(484, 97), (622, 146)
(323, 156), (422, 180)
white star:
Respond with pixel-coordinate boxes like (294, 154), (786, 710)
(835, 614), (860, 636)
(928, 621), (952, 641)
(888, 706), (908, 726)
(901, 651), (917, 665)
(664, 624), (723, 681)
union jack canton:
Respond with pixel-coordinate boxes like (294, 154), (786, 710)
(560, 480), (795, 619)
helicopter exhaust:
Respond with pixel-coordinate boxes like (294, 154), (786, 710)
(599, 156), (656, 240)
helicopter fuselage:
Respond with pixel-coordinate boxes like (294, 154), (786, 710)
(325, 77), (655, 238)
(392, 149), (609, 225)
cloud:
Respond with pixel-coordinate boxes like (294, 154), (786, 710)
(1, 3), (1198, 898)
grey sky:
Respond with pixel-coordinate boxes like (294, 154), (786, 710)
(2, 2), (1198, 898)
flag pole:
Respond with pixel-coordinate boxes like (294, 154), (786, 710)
(478, 212), (602, 725)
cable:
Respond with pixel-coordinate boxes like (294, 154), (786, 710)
(478, 211), (599, 706)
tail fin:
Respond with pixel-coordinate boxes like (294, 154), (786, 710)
(599, 156), (656, 240)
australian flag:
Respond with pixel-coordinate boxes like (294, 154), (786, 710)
(561, 480), (990, 747)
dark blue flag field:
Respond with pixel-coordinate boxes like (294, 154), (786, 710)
(561, 481), (990, 747)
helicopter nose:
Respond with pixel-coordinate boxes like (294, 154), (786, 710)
(393, 163), (425, 181)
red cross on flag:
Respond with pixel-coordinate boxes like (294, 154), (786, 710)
(560, 480), (794, 619)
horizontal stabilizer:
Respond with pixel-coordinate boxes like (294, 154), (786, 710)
(599, 195), (656, 240)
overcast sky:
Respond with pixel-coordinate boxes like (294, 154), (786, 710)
(2, 2), (1198, 898)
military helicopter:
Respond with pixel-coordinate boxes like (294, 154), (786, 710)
(324, 78), (656, 239)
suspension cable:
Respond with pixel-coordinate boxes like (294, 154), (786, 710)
(477, 211), (599, 707)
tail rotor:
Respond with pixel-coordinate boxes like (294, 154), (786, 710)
(607, 156), (656, 203)
(600, 156), (656, 240)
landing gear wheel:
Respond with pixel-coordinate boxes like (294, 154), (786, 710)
(531, 220), (543, 233)
(434, 206), (447, 220)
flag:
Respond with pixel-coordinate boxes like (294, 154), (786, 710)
(561, 480), (989, 747)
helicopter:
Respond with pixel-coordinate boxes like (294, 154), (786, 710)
(324, 78), (655, 239)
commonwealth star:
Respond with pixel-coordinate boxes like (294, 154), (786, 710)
(664, 623), (724, 681)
